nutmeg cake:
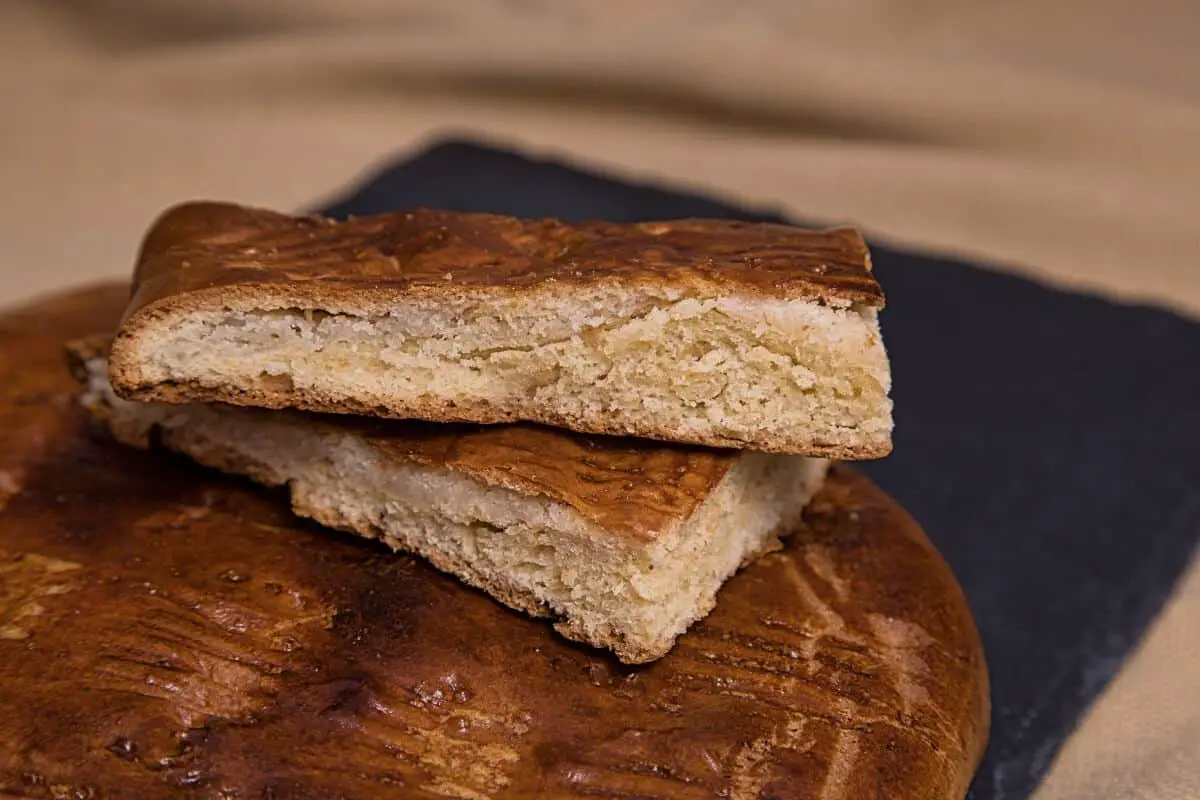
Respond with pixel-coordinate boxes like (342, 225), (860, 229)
(72, 339), (828, 663)
(0, 287), (986, 799)
(108, 202), (893, 457)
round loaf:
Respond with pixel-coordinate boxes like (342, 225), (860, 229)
(0, 286), (988, 799)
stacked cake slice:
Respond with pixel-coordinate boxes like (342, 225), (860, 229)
(74, 200), (892, 663)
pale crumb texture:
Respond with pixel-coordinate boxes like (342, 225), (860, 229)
(83, 359), (829, 663)
(116, 287), (892, 457)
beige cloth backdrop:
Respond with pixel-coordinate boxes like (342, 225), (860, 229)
(2, 2), (1198, 797)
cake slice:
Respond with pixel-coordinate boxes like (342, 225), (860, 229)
(108, 201), (892, 457)
(70, 338), (828, 663)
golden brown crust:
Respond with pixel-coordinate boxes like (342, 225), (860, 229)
(366, 422), (738, 541)
(124, 201), (884, 326)
(2, 285), (984, 799)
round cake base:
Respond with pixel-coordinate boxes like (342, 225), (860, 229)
(0, 286), (988, 799)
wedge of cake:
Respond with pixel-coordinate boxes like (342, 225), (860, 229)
(108, 202), (892, 457)
(71, 338), (829, 663)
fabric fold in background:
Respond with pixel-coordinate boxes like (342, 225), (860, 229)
(5, 1), (1200, 312)
(2, 3), (1199, 799)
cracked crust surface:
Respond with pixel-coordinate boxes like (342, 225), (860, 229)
(108, 201), (893, 458)
(124, 201), (885, 314)
(6, 286), (984, 799)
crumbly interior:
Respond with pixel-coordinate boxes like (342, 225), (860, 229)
(85, 360), (828, 663)
(129, 287), (891, 453)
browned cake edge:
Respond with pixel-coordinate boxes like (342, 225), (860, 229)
(124, 200), (886, 315)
